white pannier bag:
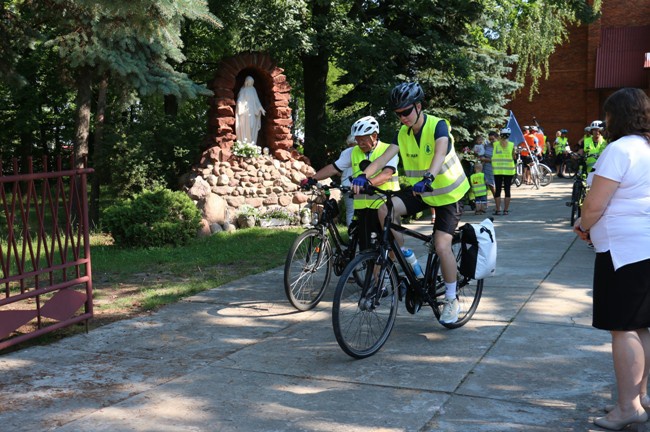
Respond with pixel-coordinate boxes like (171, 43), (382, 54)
(459, 218), (497, 280)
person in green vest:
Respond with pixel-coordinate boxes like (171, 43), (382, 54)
(492, 128), (517, 215)
(579, 121), (608, 172)
(351, 82), (470, 324)
(552, 129), (570, 176)
(470, 162), (488, 215)
(303, 116), (400, 251)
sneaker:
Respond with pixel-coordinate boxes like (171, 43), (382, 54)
(439, 298), (460, 324)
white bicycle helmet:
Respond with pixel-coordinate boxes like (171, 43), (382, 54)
(500, 127), (511, 137)
(350, 116), (379, 137)
(589, 120), (603, 130)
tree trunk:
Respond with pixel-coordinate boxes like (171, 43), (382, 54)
(74, 69), (93, 169)
(89, 75), (108, 228)
(302, 0), (331, 169)
(164, 94), (178, 117)
(72, 69), (93, 227)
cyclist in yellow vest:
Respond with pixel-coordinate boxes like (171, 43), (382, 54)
(303, 116), (399, 251)
(351, 82), (470, 324)
(579, 120), (607, 172)
(552, 129), (569, 176)
(492, 128), (516, 215)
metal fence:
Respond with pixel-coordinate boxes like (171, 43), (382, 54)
(0, 156), (94, 351)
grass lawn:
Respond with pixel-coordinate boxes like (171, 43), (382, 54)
(2, 227), (303, 351)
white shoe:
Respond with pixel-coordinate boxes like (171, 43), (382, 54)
(439, 298), (460, 324)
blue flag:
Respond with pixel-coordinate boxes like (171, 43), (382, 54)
(506, 111), (525, 146)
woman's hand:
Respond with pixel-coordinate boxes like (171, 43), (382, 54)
(573, 217), (590, 242)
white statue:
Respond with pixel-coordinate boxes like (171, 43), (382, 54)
(235, 76), (266, 145)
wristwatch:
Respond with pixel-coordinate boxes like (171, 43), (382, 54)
(423, 172), (435, 182)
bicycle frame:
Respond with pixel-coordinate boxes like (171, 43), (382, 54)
(364, 188), (444, 308)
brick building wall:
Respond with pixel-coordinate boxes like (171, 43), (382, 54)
(507, 1), (650, 148)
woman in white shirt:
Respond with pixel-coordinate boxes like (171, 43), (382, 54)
(574, 88), (650, 431)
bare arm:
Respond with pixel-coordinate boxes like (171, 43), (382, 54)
(361, 144), (400, 177)
(312, 164), (340, 181)
(573, 174), (619, 240)
(428, 136), (448, 176)
(579, 175), (620, 230)
(368, 167), (396, 187)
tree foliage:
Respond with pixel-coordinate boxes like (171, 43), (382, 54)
(0, 0), (601, 230)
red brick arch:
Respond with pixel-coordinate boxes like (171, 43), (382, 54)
(206, 52), (303, 162)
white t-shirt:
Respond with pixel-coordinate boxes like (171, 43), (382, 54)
(473, 143), (485, 156)
(588, 135), (650, 270)
(337, 147), (354, 187)
(334, 144), (399, 185)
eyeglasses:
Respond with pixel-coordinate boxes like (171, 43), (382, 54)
(395, 105), (415, 118)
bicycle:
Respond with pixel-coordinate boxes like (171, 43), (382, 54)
(513, 145), (553, 189)
(565, 154), (589, 227)
(284, 183), (359, 311)
(559, 152), (581, 179)
(331, 187), (484, 359)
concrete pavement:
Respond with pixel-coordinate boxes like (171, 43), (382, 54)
(0, 178), (619, 431)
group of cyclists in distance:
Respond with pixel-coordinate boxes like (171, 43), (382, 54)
(300, 80), (607, 325)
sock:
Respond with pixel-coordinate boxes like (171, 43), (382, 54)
(445, 282), (457, 300)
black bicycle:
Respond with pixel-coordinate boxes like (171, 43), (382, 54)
(559, 151), (581, 179)
(331, 187), (484, 359)
(284, 183), (359, 311)
(566, 155), (589, 227)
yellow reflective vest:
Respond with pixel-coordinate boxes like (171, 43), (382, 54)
(584, 136), (607, 170)
(492, 141), (516, 175)
(470, 172), (487, 197)
(554, 137), (568, 155)
(398, 115), (469, 207)
(351, 141), (400, 210)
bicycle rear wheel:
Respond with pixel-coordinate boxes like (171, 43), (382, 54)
(537, 164), (553, 187)
(431, 240), (483, 329)
(332, 251), (398, 359)
(561, 159), (578, 179)
(284, 229), (333, 311)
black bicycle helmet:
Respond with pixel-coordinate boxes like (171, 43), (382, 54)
(389, 82), (424, 110)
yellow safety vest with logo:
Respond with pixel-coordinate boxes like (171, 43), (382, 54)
(351, 141), (400, 210)
(492, 141), (516, 175)
(554, 137), (568, 155)
(584, 136), (607, 170)
(398, 115), (469, 207)
(470, 172), (487, 197)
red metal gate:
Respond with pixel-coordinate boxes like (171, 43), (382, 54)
(0, 157), (94, 351)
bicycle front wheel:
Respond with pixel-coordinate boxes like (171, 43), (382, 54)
(569, 182), (582, 226)
(530, 165), (541, 189)
(512, 163), (522, 187)
(431, 241), (483, 329)
(284, 229), (333, 311)
(332, 251), (398, 359)
(537, 164), (553, 187)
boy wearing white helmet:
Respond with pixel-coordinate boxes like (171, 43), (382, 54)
(303, 116), (399, 250)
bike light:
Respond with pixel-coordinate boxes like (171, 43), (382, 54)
(311, 212), (320, 225)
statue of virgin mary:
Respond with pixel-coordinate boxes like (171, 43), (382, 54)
(235, 76), (266, 145)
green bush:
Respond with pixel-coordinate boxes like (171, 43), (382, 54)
(103, 188), (202, 248)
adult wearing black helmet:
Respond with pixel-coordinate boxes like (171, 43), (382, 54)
(352, 81), (470, 325)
